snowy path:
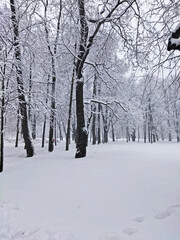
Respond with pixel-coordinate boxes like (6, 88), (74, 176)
(0, 141), (180, 240)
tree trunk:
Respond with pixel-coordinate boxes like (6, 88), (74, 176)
(32, 114), (36, 140)
(111, 118), (115, 142)
(131, 128), (136, 142)
(101, 105), (108, 143)
(48, 69), (56, 152)
(174, 103), (180, 142)
(97, 82), (101, 144)
(0, 71), (5, 172)
(126, 125), (130, 142)
(15, 108), (20, 148)
(58, 121), (63, 141)
(75, 80), (87, 158)
(42, 115), (46, 148)
(10, 0), (34, 157)
(92, 74), (97, 145)
(54, 118), (57, 146)
(42, 76), (49, 148)
(28, 60), (32, 121)
(72, 115), (76, 142)
(66, 59), (76, 150)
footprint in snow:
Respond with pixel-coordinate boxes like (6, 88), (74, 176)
(99, 233), (123, 240)
(133, 217), (144, 223)
(123, 228), (137, 235)
(155, 208), (173, 220)
(169, 203), (180, 209)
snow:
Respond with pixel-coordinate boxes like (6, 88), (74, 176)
(172, 23), (180, 33)
(0, 140), (180, 240)
(170, 38), (180, 46)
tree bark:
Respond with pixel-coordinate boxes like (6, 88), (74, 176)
(42, 76), (49, 148)
(32, 114), (36, 140)
(10, 0), (34, 157)
(92, 74), (97, 145)
(0, 69), (5, 172)
(15, 108), (20, 148)
(66, 55), (76, 151)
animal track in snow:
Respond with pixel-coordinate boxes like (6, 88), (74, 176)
(169, 203), (180, 209)
(123, 228), (137, 235)
(155, 208), (173, 220)
(133, 217), (144, 223)
(99, 233), (123, 240)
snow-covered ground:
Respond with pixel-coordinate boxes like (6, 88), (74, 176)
(0, 140), (180, 240)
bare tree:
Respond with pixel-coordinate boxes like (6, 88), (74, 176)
(10, 0), (34, 157)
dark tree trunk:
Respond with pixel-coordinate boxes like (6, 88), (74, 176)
(0, 71), (5, 172)
(75, 0), (124, 156)
(137, 127), (140, 142)
(75, 0), (88, 158)
(54, 118), (57, 146)
(111, 119), (115, 142)
(15, 108), (20, 148)
(10, 0), (34, 157)
(75, 81), (87, 158)
(42, 115), (46, 148)
(97, 103), (101, 144)
(28, 60), (32, 121)
(97, 82), (101, 144)
(101, 105), (108, 143)
(45, 1), (61, 152)
(148, 99), (154, 144)
(48, 65), (56, 152)
(92, 103), (96, 145)
(174, 103), (180, 142)
(42, 76), (49, 148)
(66, 60), (76, 151)
(92, 74), (97, 145)
(126, 125), (130, 142)
(131, 128), (136, 142)
(143, 109), (147, 143)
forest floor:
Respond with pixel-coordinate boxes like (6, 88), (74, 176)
(0, 139), (180, 240)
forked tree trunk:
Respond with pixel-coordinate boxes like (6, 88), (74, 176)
(75, 0), (124, 156)
(10, 0), (34, 157)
